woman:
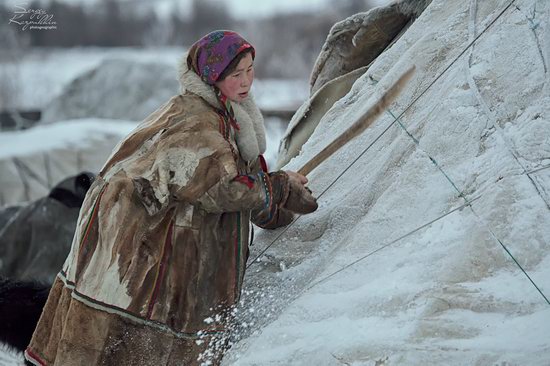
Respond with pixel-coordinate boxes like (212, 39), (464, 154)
(25, 30), (317, 366)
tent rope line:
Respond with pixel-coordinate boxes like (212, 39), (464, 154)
(387, 109), (550, 306)
(247, 0), (517, 269)
(302, 102), (550, 303)
(466, 0), (550, 212)
(304, 0), (550, 303)
(526, 164), (550, 175)
(304, 195), (481, 291)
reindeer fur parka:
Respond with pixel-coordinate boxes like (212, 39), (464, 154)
(25, 53), (290, 366)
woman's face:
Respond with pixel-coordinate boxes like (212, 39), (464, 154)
(215, 52), (254, 103)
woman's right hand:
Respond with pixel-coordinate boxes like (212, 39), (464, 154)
(283, 170), (318, 214)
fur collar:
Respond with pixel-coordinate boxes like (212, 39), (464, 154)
(177, 52), (266, 162)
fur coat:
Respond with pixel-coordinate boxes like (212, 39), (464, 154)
(26, 55), (286, 366)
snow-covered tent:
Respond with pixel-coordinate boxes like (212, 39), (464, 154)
(39, 60), (179, 124)
(0, 119), (136, 206)
(224, 0), (550, 364)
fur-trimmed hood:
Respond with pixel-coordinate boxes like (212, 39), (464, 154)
(177, 52), (266, 162)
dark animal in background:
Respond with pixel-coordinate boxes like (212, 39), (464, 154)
(0, 172), (94, 355)
(48, 171), (94, 208)
(0, 277), (50, 352)
(0, 172), (95, 283)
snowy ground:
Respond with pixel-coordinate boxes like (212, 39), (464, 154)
(0, 118), (137, 160)
(0, 344), (23, 366)
(220, 0), (550, 365)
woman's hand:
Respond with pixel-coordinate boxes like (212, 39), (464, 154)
(283, 170), (317, 214)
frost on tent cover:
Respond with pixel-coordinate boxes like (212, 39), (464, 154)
(222, 0), (550, 365)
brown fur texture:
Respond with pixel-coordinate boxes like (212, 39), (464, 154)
(26, 66), (290, 365)
(310, 0), (432, 94)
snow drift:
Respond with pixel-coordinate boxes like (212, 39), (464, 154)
(4, 47), (184, 111)
(224, 0), (550, 364)
(39, 60), (179, 124)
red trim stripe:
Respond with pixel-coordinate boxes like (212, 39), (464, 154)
(233, 175), (255, 189)
(146, 220), (174, 319)
(233, 212), (242, 302)
(78, 184), (107, 253)
(259, 154), (268, 172)
(25, 348), (47, 366)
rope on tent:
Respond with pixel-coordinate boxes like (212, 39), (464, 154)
(248, 0), (518, 269)
(304, 0), (550, 306)
(305, 196), (481, 291)
(386, 107), (550, 305)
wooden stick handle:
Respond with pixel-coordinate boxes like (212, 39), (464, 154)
(298, 66), (415, 176)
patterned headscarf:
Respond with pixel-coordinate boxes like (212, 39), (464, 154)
(187, 30), (255, 85)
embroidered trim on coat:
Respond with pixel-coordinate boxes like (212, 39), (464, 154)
(56, 271), (226, 339)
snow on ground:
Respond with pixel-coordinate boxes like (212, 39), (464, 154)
(222, 0), (550, 365)
(0, 344), (23, 366)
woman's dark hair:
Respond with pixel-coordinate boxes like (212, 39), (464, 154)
(218, 48), (254, 81)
